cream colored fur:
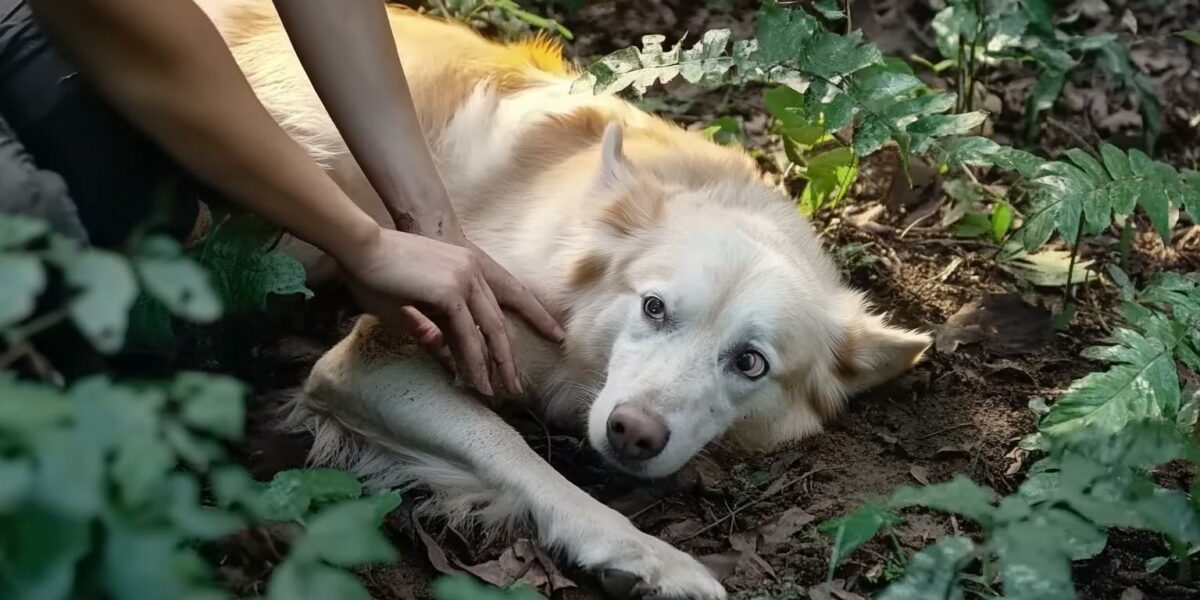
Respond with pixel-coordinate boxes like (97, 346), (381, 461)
(197, 2), (931, 597)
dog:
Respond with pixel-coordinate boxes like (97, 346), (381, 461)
(198, 2), (931, 597)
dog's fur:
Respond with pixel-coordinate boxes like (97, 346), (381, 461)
(198, 2), (931, 597)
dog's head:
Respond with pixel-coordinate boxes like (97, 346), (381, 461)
(559, 121), (931, 479)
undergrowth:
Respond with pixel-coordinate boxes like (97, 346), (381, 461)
(3, 0), (1199, 599)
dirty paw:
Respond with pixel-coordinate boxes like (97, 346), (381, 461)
(596, 547), (726, 600)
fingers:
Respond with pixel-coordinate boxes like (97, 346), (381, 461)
(480, 254), (566, 343)
(442, 299), (493, 396)
(469, 274), (523, 395)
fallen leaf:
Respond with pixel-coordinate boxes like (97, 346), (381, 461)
(999, 248), (1095, 288)
(935, 293), (1054, 356)
(910, 465), (931, 486)
(759, 507), (817, 549)
(661, 518), (705, 542)
(454, 539), (577, 594)
(413, 518), (463, 577)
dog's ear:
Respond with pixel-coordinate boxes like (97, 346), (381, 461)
(833, 295), (931, 394)
(596, 121), (628, 187)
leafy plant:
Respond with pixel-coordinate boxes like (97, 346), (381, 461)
(824, 272), (1200, 597)
(0, 212), (397, 600)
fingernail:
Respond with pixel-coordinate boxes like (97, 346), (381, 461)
(554, 325), (567, 343)
(479, 378), (494, 396)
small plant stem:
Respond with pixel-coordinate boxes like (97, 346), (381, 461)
(2, 308), (70, 347)
(886, 527), (908, 567)
(1062, 219), (1086, 321)
(844, 0), (852, 34)
(1118, 222), (1134, 271)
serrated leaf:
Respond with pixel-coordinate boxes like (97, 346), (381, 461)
(755, 1), (817, 64)
(256, 468), (364, 522)
(192, 215), (313, 315)
(1024, 67), (1067, 142)
(1040, 329), (1180, 438)
(990, 517), (1076, 600)
(797, 30), (882, 79)
(889, 476), (996, 524)
(907, 112), (987, 154)
(135, 236), (222, 323)
(0, 253), (46, 328)
(876, 536), (974, 600)
(852, 116), (891, 156)
(101, 524), (212, 600)
(165, 474), (243, 540)
(171, 372), (246, 440)
(0, 374), (73, 434)
(58, 247), (139, 354)
(799, 147), (858, 216)
(268, 561), (370, 600)
(288, 492), (402, 566)
(0, 212), (50, 248)
(819, 504), (904, 568)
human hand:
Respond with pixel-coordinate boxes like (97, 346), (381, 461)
(339, 227), (557, 397)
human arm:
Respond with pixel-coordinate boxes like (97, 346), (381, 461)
(27, 0), (520, 395)
(271, 0), (565, 344)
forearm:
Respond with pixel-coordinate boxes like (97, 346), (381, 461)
(29, 0), (379, 264)
(272, 0), (458, 239)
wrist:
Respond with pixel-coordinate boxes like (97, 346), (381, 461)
(328, 211), (384, 276)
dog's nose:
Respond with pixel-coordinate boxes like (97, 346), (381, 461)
(606, 405), (669, 460)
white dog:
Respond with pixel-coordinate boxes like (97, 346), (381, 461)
(199, 2), (930, 597)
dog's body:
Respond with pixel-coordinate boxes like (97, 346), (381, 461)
(199, 2), (930, 597)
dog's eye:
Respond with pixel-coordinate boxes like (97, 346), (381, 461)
(642, 295), (666, 320)
(735, 350), (768, 379)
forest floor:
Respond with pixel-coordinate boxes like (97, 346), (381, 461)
(206, 1), (1200, 598)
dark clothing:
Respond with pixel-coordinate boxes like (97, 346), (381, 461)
(0, 0), (201, 247)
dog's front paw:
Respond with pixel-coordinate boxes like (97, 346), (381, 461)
(592, 531), (726, 600)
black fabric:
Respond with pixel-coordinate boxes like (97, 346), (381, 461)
(0, 0), (202, 247)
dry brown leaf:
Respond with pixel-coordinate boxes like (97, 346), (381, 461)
(935, 293), (1054, 356)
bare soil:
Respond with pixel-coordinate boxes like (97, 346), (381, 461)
(207, 1), (1200, 598)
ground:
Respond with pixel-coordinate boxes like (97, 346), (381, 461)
(207, 1), (1200, 598)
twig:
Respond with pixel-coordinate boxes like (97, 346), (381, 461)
(916, 422), (972, 440)
(677, 464), (846, 543)
(627, 499), (665, 520)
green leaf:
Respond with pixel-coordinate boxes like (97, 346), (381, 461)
(288, 492), (402, 566)
(0, 212), (50, 249)
(30, 429), (106, 518)
(268, 561), (370, 600)
(1178, 31), (1200, 46)
(192, 215), (313, 315)
(171, 372), (246, 440)
(906, 112), (987, 154)
(888, 476), (996, 525)
(0, 458), (34, 510)
(135, 236), (222, 323)
(101, 524), (213, 600)
(799, 147), (858, 216)
(991, 202), (1014, 242)
(818, 504), (904, 568)
(0, 253), (46, 328)
(990, 513), (1076, 600)
(0, 508), (91, 600)
(755, 1), (817, 64)
(1039, 328), (1180, 438)
(700, 116), (745, 146)
(811, 0), (846, 20)
(256, 468), (364, 522)
(165, 474), (243, 540)
(58, 247), (139, 354)
(0, 374), (73, 434)
(876, 536), (974, 600)
(797, 30), (882, 80)
(1024, 67), (1067, 142)
(111, 433), (175, 507)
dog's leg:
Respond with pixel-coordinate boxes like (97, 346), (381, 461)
(295, 321), (725, 600)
